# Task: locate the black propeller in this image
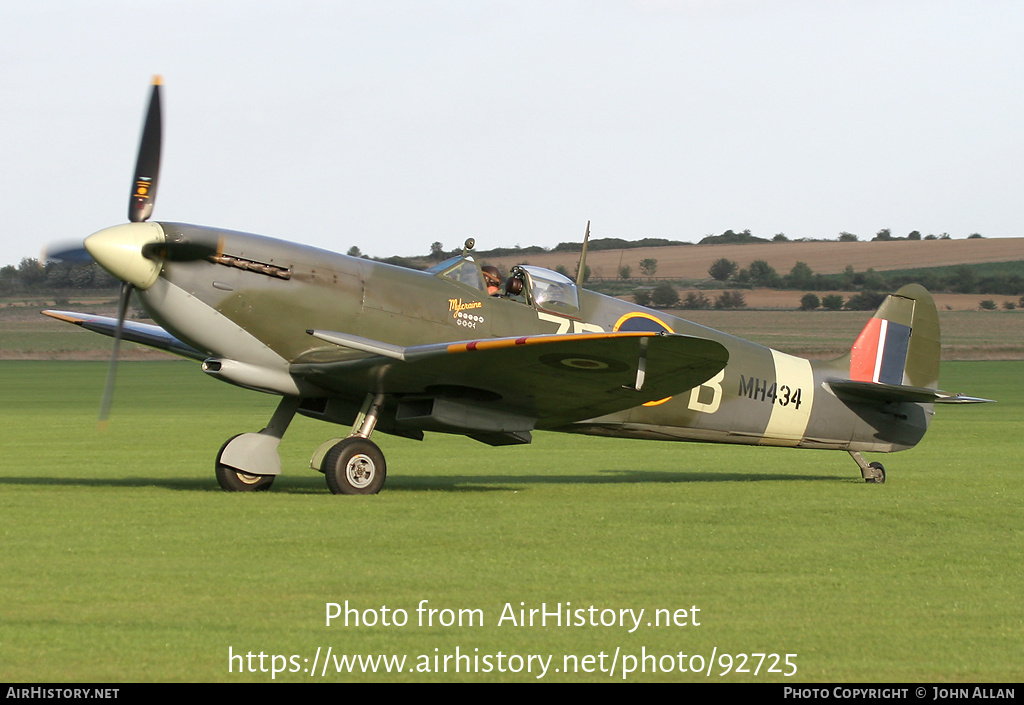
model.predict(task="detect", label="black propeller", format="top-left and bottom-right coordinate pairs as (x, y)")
top-left (129, 76), bottom-right (162, 223)
top-left (42, 240), bottom-right (92, 264)
top-left (98, 77), bottom-right (164, 427)
top-left (98, 281), bottom-right (134, 428)
top-left (48, 79), bottom-right (212, 426)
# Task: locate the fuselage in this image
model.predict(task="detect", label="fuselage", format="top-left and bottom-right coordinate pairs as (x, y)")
top-left (95, 221), bottom-right (931, 454)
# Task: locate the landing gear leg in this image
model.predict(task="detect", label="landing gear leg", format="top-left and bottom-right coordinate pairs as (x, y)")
top-left (215, 396), bottom-right (301, 491)
top-left (849, 451), bottom-right (886, 484)
top-left (322, 393), bottom-right (388, 495)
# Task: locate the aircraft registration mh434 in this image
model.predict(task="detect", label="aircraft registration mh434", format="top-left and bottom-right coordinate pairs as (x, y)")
top-left (45, 79), bottom-right (991, 494)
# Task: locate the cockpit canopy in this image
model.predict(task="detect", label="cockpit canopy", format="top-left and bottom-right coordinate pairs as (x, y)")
top-left (430, 255), bottom-right (485, 292)
top-left (429, 256), bottom-right (581, 314)
top-left (511, 265), bottom-right (580, 314)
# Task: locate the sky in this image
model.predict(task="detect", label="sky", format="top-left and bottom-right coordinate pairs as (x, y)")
top-left (2, 0), bottom-right (1023, 267)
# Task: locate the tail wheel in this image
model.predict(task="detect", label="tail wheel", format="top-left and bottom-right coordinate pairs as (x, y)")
top-left (865, 462), bottom-right (886, 484)
top-left (215, 435), bottom-right (275, 492)
top-left (323, 437), bottom-right (386, 495)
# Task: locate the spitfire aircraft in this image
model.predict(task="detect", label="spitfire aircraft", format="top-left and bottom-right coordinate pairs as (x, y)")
top-left (45, 79), bottom-right (991, 494)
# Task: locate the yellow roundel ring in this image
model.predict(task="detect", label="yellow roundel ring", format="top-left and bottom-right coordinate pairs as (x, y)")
top-left (612, 312), bottom-right (675, 407)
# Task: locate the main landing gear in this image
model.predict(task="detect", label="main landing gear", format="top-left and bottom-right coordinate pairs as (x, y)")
top-left (319, 393), bottom-right (387, 495)
top-left (849, 451), bottom-right (886, 484)
top-left (214, 393), bottom-right (389, 495)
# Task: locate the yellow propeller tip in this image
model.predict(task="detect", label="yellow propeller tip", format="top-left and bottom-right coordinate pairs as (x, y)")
top-left (152, 74), bottom-right (163, 86)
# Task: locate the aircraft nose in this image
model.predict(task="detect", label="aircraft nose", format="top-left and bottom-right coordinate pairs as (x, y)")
top-left (84, 222), bottom-right (165, 290)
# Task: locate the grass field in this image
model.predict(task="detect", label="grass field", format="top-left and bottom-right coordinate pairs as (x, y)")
top-left (1, 360), bottom-right (1020, 682)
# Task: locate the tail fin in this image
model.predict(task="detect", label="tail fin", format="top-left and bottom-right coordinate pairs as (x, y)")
top-left (849, 284), bottom-right (939, 389)
top-left (831, 285), bottom-right (991, 405)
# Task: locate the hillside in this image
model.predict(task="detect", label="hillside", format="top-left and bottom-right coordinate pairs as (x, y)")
top-left (475, 237), bottom-right (1024, 280)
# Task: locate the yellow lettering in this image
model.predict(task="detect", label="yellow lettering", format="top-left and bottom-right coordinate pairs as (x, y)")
top-left (448, 299), bottom-right (483, 319)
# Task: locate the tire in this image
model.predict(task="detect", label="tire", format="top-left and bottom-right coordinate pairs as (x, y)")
top-left (215, 435), bottom-right (275, 492)
top-left (865, 461), bottom-right (886, 484)
top-left (323, 437), bottom-right (386, 495)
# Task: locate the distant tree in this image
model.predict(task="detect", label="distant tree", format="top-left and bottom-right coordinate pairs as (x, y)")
top-left (429, 241), bottom-right (446, 261)
top-left (845, 291), bottom-right (886, 311)
top-left (979, 299), bottom-right (997, 310)
top-left (619, 265), bottom-right (632, 280)
top-left (68, 264), bottom-right (95, 288)
top-left (773, 233), bottom-right (789, 242)
top-left (698, 229), bottom-right (768, 245)
top-left (954, 265), bottom-right (978, 294)
top-left (872, 228), bottom-right (893, 241)
top-left (45, 263), bottom-right (71, 289)
top-left (347, 246), bottom-right (362, 257)
top-left (821, 294), bottom-right (845, 311)
top-left (633, 289), bottom-right (652, 307)
top-left (0, 264), bottom-right (17, 293)
top-left (838, 232), bottom-right (858, 242)
top-left (18, 258), bottom-right (45, 288)
top-left (747, 259), bottom-right (780, 287)
top-left (799, 293), bottom-right (820, 311)
top-left (1002, 300), bottom-right (1016, 310)
top-left (862, 268), bottom-right (885, 291)
top-left (92, 266), bottom-right (117, 288)
top-left (787, 261), bottom-right (814, 289)
top-left (907, 230), bottom-right (922, 241)
top-left (650, 282), bottom-right (679, 308)
top-left (639, 258), bottom-right (658, 276)
top-left (840, 265), bottom-right (856, 289)
top-left (924, 233), bottom-right (938, 240)
top-left (968, 233), bottom-right (984, 239)
top-left (708, 258), bottom-right (738, 281)
top-left (680, 291), bottom-right (711, 310)
top-left (714, 290), bottom-right (746, 309)
top-left (555, 264), bottom-right (570, 278)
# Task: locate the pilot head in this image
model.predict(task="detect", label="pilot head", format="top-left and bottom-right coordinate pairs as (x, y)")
top-left (482, 265), bottom-right (502, 295)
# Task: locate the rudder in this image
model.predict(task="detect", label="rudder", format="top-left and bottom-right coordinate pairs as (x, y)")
top-left (849, 284), bottom-right (939, 390)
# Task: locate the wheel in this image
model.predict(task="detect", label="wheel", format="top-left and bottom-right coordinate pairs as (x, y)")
top-left (323, 437), bottom-right (386, 495)
top-left (216, 464), bottom-right (275, 491)
top-left (215, 435), bottom-right (275, 492)
top-left (865, 461), bottom-right (886, 484)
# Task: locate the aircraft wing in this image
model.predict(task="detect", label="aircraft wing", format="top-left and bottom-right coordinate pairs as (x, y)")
top-left (41, 310), bottom-right (207, 361)
top-left (293, 330), bottom-right (729, 428)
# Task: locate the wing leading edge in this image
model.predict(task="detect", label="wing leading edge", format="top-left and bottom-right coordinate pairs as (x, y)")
top-left (42, 310), bottom-right (206, 360)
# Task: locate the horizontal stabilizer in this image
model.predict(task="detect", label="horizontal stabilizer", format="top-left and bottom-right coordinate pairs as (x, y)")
top-left (42, 310), bottom-right (206, 361)
top-left (827, 379), bottom-right (993, 405)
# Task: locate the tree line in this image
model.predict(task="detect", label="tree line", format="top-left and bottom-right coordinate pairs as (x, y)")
top-left (1, 259), bottom-right (118, 295)
top-left (625, 256), bottom-right (1024, 312)
top-left (705, 258), bottom-right (1024, 298)
top-left (699, 228), bottom-right (977, 245)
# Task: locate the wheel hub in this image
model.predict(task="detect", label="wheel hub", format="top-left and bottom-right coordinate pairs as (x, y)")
top-left (346, 455), bottom-right (375, 488)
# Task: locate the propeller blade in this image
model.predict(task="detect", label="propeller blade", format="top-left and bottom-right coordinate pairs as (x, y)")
top-left (128, 77), bottom-right (162, 223)
top-left (42, 240), bottom-right (92, 264)
top-left (98, 281), bottom-right (134, 429)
